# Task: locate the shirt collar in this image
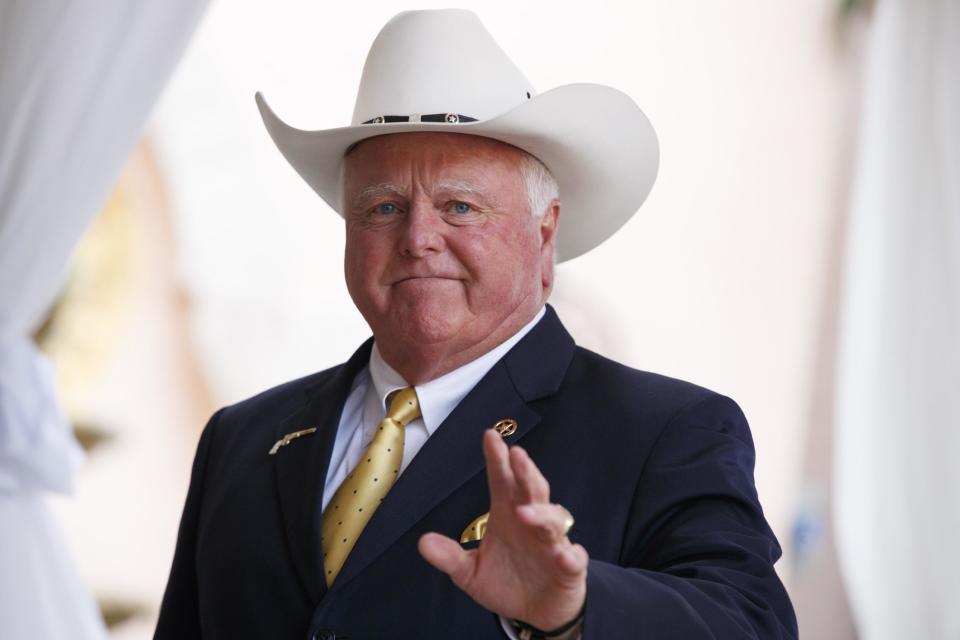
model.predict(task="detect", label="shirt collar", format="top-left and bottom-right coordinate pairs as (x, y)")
top-left (368, 306), bottom-right (546, 434)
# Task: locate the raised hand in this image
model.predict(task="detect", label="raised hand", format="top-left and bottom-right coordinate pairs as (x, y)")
top-left (418, 429), bottom-right (588, 631)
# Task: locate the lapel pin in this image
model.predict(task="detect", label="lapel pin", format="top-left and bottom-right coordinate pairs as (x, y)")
top-left (268, 427), bottom-right (318, 455)
top-left (492, 419), bottom-right (517, 438)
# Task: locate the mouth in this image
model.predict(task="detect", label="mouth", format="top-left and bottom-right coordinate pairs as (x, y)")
top-left (392, 275), bottom-right (461, 284)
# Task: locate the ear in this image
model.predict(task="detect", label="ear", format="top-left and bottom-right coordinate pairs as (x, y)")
top-left (539, 200), bottom-right (560, 290)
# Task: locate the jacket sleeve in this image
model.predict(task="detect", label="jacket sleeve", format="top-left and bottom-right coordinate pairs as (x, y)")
top-left (582, 394), bottom-right (797, 639)
top-left (154, 409), bottom-right (222, 640)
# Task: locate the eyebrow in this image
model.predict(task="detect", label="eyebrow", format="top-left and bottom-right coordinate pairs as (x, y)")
top-left (350, 183), bottom-right (408, 210)
top-left (433, 180), bottom-right (500, 207)
top-left (348, 180), bottom-right (501, 210)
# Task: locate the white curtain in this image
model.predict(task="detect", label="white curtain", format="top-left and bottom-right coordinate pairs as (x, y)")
top-left (0, 1), bottom-right (208, 636)
top-left (833, 0), bottom-right (960, 638)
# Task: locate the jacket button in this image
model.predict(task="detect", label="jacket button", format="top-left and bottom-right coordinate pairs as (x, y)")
top-left (312, 630), bottom-right (336, 640)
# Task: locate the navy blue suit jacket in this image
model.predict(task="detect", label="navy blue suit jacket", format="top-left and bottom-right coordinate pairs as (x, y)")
top-left (156, 306), bottom-right (797, 639)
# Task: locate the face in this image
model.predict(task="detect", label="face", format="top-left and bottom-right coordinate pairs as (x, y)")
top-left (342, 132), bottom-right (558, 374)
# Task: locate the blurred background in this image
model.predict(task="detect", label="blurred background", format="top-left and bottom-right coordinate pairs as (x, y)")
top-left (2, 0), bottom-right (957, 638)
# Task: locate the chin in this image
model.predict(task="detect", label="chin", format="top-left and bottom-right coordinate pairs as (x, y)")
top-left (371, 289), bottom-right (466, 342)
top-left (388, 305), bottom-right (465, 345)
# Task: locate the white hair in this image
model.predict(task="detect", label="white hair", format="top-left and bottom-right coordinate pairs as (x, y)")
top-left (518, 151), bottom-right (559, 218)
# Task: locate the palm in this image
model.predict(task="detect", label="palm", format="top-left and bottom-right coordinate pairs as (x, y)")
top-left (419, 429), bottom-right (588, 630)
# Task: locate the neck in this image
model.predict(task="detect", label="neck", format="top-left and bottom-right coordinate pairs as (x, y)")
top-left (375, 303), bottom-right (544, 385)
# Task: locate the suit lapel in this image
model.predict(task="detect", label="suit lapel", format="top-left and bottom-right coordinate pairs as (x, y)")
top-left (273, 340), bottom-right (373, 604)
top-left (330, 306), bottom-right (576, 591)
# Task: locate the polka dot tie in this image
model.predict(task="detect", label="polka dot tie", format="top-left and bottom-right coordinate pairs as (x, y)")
top-left (321, 387), bottom-right (420, 585)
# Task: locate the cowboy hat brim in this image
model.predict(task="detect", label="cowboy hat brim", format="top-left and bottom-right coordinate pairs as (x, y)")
top-left (256, 82), bottom-right (658, 262)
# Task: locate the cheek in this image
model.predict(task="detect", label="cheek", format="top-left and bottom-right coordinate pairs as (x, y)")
top-left (344, 232), bottom-right (388, 300)
top-left (461, 228), bottom-right (542, 299)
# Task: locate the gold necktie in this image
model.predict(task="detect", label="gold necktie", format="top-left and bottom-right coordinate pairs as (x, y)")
top-left (321, 386), bottom-right (420, 585)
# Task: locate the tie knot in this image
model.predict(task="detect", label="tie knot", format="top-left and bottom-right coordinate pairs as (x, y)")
top-left (386, 387), bottom-right (421, 426)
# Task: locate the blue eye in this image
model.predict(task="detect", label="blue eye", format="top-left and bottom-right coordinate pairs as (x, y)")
top-left (452, 202), bottom-right (471, 214)
top-left (376, 203), bottom-right (397, 215)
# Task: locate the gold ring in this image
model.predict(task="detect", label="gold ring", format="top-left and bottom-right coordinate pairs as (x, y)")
top-left (559, 506), bottom-right (575, 536)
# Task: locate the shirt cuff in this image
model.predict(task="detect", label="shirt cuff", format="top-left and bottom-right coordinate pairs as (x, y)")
top-left (499, 615), bottom-right (522, 639)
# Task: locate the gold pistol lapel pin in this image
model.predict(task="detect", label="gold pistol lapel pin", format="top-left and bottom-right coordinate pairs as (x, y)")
top-left (268, 427), bottom-right (318, 455)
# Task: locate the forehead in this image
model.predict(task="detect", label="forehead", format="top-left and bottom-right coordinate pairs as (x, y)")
top-left (342, 132), bottom-right (525, 184)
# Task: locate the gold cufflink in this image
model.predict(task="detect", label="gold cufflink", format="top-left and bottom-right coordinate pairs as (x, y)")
top-left (492, 419), bottom-right (517, 437)
top-left (460, 512), bottom-right (489, 543)
top-left (268, 427), bottom-right (318, 455)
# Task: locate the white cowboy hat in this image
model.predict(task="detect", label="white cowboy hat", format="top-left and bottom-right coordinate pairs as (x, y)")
top-left (256, 8), bottom-right (658, 262)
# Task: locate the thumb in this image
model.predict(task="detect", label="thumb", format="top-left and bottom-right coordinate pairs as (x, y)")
top-left (418, 532), bottom-right (477, 589)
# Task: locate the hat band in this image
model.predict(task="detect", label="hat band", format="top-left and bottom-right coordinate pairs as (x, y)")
top-left (362, 113), bottom-right (478, 125)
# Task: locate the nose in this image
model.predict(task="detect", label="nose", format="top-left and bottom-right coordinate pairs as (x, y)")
top-left (399, 198), bottom-right (444, 258)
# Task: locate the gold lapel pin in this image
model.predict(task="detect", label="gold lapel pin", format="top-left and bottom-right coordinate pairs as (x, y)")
top-left (460, 512), bottom-right (489, 543)
top-left (492, 419), bottom-right (517, 437)
top-left (268, 427), bottom-right (318, 455)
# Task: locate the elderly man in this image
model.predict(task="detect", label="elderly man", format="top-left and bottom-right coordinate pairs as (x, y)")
top-left (156, 10), bottom-right (796, 640)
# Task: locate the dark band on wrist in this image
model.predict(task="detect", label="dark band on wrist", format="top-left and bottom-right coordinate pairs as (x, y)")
top-left (510, 601), bottom-right (585, 639)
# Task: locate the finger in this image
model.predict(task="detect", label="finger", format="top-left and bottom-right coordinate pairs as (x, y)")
top-left (510, 445), bottom-right (550, 505)
top-left (483, 428), bottom-right (516, 504)
top-left (418, 532), bottom-right (478, 590)
top-left (516, 503), bottom-right (573, 544)
top-left (556, 543), bottom-right (589, 577)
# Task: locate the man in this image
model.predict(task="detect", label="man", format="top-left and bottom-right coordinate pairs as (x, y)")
top-left (156, 10), bottom-right (796, 639)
